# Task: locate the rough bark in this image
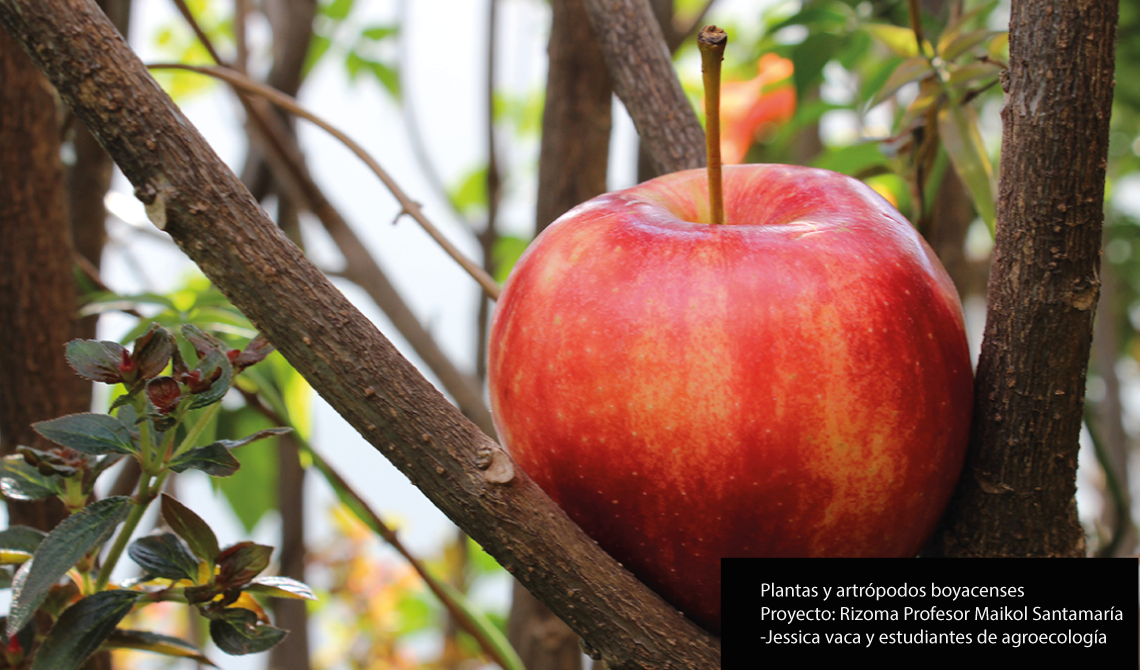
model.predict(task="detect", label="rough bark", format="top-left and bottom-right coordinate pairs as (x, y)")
top-left (927, 0), bottom-right (1118, 557)
top-left (0, 3), bottom-right (720, 667)
top-left (536, 0), bottom-right (612, 234)
top-left (581, 0), bottom-right (704, 174)
top-left (0, 16), bottom-right (79, 532)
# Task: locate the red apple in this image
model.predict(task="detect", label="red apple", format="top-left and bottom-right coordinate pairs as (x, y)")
top-left (487, 164), bottom-right (972, 633)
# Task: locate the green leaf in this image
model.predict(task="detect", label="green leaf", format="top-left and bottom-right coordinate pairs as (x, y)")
top-left (161, 494), bottom-right (220, 566)
top-left (448, 165), bottom-right (489, 217)
top-left (33, 413), bottom-right (138, 456)
top-left (168, 442), bottom-right (241, 477)
top-left (493, 236), bottom-right (531, 283)
top-left (245, 576), bottom-right (317, 600)
top-left (187, 350), bottom-right (233, 410)
top-left (866, 56), bottom-right (935, 111)
top-left (0, 454), bottom-right (66, 501)
top-left (938, 104), bottom-right (996, 233)
top-left (791, 32), bottom-right (841, 96)
top-left (65, 340), bottom-right (127, 384)
top-left (8, 497), bottom-right (133, 636)
top-left (208, 608), bottom-right (287, 656)
top-left (302, 33), bottom-right (331, 78)
top-left (101, 629), bottom-right (216, 665)
top-left (170, 427), bottom-right (292, 477)
top-left (128, 533), bottom-right (201, 582)
top-left (936, 0), bottom-right (999, 55)
top-left (940, 29), bottom-right (1003, 62)
top-left (360, 24), bottom-right (397, 41)
top-left (864, 23), bottom-right (924, 58)
top-left (811, 142), bottom-right (888, 177)
top-left (216, 542), bottom-right (273, 589)
top-left (214, 408), bottom-right (279, 532)
top-left (321, 0), bottom-right (354, 20)
top-left (31, 590), bottom-right (141, 670)
top-left (948, 60), bottom-right (1003, 89)
top-left (363, 59), bottom-right (401, 100)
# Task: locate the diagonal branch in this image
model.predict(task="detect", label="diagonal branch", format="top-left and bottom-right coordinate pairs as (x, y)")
top-left (581, 0), bottom-right (706, 174)
top-left (0, 2), bottom-right (720, 667)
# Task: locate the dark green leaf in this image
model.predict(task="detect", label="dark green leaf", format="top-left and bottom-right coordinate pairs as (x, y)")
top-left (208, 608), bottom-right (287, 656)
top-left (216, 542), bottom-right (272, 589)
top-left (0, 454), bottom-right (65, 501)
top-left (161, 494), bottom-right (220, 565)
top-left (0, 527), bottom-right (47, 555)
top-left (101, 629), bottom-right (216, 665)
top-left (31, 590), bottom-right (141, 670)
top-left (791, 32), bottom-right (841, 96)
top-left (168, 443), bottom-right (241, 477)
top-left (16, 445), bottom-right (80, 477)
top-left (33, 413), bottom-right (137, 456)
top-left (187, 350), bottom-right (233, 410)
top-left (131, 323), bottom-right (174, 381)
top-left (212, 427), bottom-right (293, 451)
top-left (7, 497), bottom-right (133, 636)
top-left (245, 576), bottom-right (316, 600)
top-left (65, 340), bottom-right (127, 384)
top-left (128, 533), bottom-right (201, 582)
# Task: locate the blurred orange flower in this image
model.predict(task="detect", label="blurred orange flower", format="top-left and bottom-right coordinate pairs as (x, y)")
top-left (720, 53), bottom-right (796, 164)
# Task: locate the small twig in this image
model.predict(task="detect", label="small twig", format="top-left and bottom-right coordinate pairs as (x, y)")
top-left (239, 389), bottom-right (518, 670)
top-left (170, 0), bottom-right (228, 66)
top-left (148, 63), bottom-right (502, 301)
top-left (233, 0), bottom-right (249, 74)
top-left (908, 0), bottom-right (925, 57)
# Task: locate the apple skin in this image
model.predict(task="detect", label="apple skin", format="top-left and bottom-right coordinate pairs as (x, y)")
top-left (488, 164), bottom-right (972, 633)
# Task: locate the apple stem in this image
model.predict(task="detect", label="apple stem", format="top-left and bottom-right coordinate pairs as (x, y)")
top-left (698, 25), bottom-right (727, 226)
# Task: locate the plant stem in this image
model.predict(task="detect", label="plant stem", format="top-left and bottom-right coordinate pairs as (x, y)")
top-left (698, 25), bottom-right (727, 225)
top-left (94, 487), bottom-right (151, 591)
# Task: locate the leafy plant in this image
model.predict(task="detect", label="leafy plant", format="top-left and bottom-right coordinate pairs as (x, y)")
top-left (0, 323), bottom-right (312, 669)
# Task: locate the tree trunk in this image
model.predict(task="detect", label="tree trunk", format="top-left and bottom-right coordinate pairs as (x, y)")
top-left (0, 14), bottom-right (82, 532)
top-left (927, 0), bottom-right (1119, 557)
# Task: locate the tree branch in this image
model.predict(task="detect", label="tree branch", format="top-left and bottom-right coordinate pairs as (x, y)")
top-left (0, 1), bottom-right (720, 666)
top-left (581, 0), bottom-right (705, 174)
top-left (927, 0), bottom-right (1119, 557)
